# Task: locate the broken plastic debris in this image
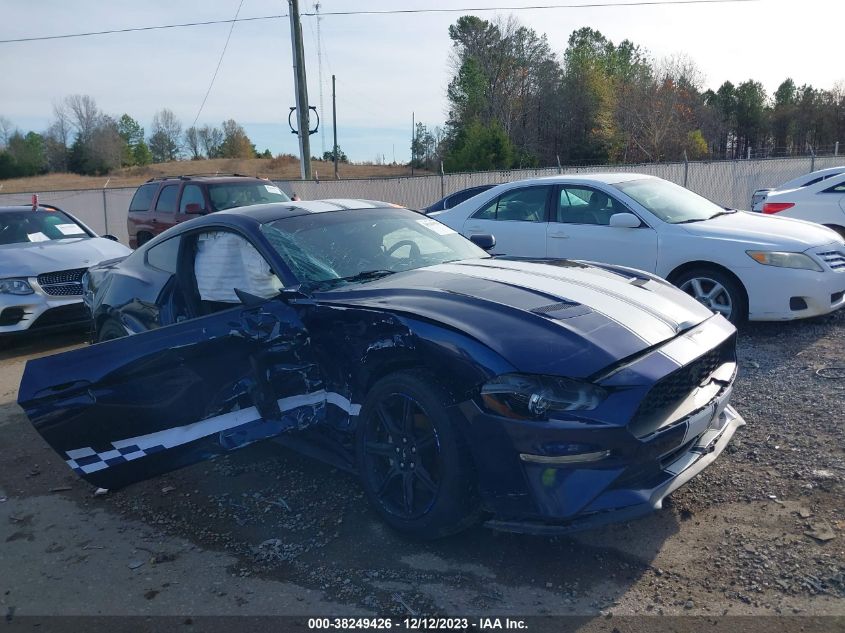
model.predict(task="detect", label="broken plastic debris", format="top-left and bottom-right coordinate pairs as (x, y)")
top-left (128, 560), bottom-right (145, 570)
top-left (94, 487), bottom-right (109, 496)
top-left (161, 486), bottom-right (177, 494)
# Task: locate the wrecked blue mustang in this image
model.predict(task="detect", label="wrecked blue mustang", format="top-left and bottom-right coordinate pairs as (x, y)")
top-left (17, 200), bottom-right (744, 538)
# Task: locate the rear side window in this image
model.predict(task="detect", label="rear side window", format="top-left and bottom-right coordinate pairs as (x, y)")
top-left (155, 185), bottom-right (180, 212)
top-left (472, 186), bottom-right (550, 222)
top-left (822, 181), bottom-right (845, 193)
top-left (129, 183), bottom-right (158, 212)
top-left (146, 235), bottom-right (180, 273)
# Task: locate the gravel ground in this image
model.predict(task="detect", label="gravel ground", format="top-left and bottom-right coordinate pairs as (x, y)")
top-left (0, 310), bottom-right (843, 625)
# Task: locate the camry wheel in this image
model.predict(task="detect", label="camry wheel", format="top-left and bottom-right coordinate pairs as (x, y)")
top-left (356, 370), bottom-right (480, 538)
top-left (97, 317), bottom-right (128, 343)
top-left (675, 268), bottom-right (747, 325)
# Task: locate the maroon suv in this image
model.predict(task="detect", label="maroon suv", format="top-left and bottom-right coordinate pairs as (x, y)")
top-left (127, 175), bottom-right (291, 248)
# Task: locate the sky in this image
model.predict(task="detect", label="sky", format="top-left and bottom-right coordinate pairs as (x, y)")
top-left (0, 0), bottom-right (842, 164)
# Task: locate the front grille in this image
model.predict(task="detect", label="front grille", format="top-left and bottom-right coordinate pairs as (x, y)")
top-left (818, 250), bottom-right (845, 271)
top-left (30, 303), bottom-right (89, 329)
top-left (630, 337), bottom-right (735, 437)
top-left (37, 268), bottom-right (87, 296)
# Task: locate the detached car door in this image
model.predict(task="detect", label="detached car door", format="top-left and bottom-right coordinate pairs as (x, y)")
top-left (18, 233), bottom-right (325, 490)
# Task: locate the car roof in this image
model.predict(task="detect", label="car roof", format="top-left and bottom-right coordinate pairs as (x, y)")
top-left (143, 174), bottom-right (272, 184)
top-left (0, 205), bottom-right (68, 213)
top-left (215, 199), bottom-right (402, 223)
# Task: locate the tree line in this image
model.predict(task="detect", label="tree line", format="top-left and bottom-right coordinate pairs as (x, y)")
top-left (0, 95), bottom-right (270, 179)
top-left (412, 16), bottom-right (845, 172)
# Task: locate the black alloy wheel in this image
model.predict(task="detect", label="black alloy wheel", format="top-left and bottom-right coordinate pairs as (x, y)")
top-left (356, 370), bottom-right (480, 538)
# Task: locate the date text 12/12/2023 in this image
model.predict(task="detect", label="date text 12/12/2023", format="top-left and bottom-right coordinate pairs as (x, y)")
top-left (307, 617), bottom-right (528, 630)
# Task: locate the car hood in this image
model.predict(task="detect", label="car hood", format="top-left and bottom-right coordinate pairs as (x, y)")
top-left (0, 238), bottom-right (132, 277)
top-left (678, 210), bottom-right (841, 249)
top-left (315, 258), bottom-right (716, 378)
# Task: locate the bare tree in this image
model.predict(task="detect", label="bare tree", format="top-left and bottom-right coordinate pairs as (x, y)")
top-left (65, 94), bottom-right (101, 143)
top-left (198, 124), bottom-right (223, 158)
top-left (87, 116), bottom-right (124, 174)
top-left (0, 116), bottom-right (13, 149)
top-left (183, 126), bottom-right (203, 159)
top-left (149, 109), bottom-right (183, 162)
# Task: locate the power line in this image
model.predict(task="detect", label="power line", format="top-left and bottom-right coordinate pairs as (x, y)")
top-left (191, 0), bottom-right (246, 130)
top-left (0, 14), bottom-right (287, 44)
top-left (299, 0), bottom-right (760, 16)
top-left (0, 0), bottom-right (760, 44)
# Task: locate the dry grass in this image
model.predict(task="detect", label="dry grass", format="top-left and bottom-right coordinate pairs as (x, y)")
top-left (0, 157), bottom-right (430, 194)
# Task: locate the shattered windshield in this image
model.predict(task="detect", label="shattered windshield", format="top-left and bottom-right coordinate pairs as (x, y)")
top-left (259, 207), bottom-right (489, 287)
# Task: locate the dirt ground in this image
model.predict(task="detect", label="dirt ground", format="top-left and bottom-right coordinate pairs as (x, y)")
top-left (0, 157), bottom-right (430, 194)
top-left (1, 311), bottom-right (843, 629)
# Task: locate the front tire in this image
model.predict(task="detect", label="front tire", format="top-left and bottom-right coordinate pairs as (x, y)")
top-left (97, 317), bottom-right (127, 342)
top-left (356, 370), bottom-right (480, 539)
top-left (674, 267), bottom-right (747, 325)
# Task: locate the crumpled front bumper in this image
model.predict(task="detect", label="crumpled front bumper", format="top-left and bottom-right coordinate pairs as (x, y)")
top-left (485, 404), bottom-right (745, 535)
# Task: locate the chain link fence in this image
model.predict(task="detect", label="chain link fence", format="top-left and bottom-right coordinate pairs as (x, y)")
top-left (1, 154), bottom-right (843, 246)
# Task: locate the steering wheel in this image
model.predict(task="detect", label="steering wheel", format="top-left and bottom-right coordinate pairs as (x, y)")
top-left (385, 239), bottom-right (421, 263)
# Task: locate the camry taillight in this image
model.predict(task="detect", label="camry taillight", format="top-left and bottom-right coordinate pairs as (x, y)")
top-left (762, 202), bottom-right (795, 214)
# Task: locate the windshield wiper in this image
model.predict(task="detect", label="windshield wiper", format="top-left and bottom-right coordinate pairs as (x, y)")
top-left (340, 269), bottom-right (396, 283)
top-left (708, 209), bottom-right (737, 219)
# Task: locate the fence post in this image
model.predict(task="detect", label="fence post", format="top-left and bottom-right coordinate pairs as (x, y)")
top-left (556, 155), bottom-right (562, 175)
top-left (683, 150), bottom-right (689, 187)
top-left (836, 141), bottom-right (839, 157)
top-left (101, 180), bottom-right (109, 235)
top-left (439, 162), bottom-right (445, 200)
top-left (810, 147), bottom-right (815, 172)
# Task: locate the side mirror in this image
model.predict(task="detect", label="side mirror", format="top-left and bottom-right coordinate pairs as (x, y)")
top-left (101, 234), bottom-right (119, 242)
top-left (609, 213), bottom-right (642, 228)
top-left (184, 202), bottom-right (206, 215)
top-left (469, 233), bottom-right (496, 250)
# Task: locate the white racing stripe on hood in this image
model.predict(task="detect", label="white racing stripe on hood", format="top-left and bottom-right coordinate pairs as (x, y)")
top-left (428, 261), bottom-right (698, 345)
top-left (470, 259), bottom-right (708, 328)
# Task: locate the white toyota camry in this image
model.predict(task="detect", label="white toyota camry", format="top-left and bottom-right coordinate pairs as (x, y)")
top-left (431, 174), bottom-right (845, 324)
top-left (0, 203), bottom-right (131, 343)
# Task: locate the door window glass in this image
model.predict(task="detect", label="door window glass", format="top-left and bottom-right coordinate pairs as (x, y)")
top-left (146, 235), bottom-right (180, 273)
top-left (471, 187), bottom-right (549, 222)
top-left (155, 185), bottom-right (179, 213)
top-left (179, 185), bottom-right (205, 213)
top-left (556, 186), bottom-right (627, 225)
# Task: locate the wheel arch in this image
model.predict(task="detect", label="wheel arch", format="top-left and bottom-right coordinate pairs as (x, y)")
top-left (822, 224), bottom-right (845, 240)
top-left (666, 260), bottom-right (749, 307)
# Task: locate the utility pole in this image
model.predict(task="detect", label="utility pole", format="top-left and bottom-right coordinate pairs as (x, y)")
top-left (332, 74), bottom-right (338, 179)
top-left (289, 0), bottom-right (311, 180)
top-left (411, 111), bottom-right (415, 176)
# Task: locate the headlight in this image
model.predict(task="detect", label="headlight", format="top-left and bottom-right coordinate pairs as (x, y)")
top-left (746, 251), bottom-right (823, 272)
top-left (480, 373), bottom-right (607, 420)
top-left (0, 278), bottom-right (34, 295)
